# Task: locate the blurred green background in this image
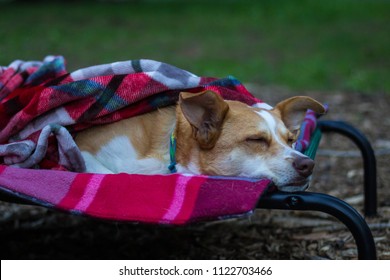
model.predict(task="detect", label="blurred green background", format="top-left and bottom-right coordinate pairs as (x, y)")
top-left (0, 0), bottom-right (389, 94)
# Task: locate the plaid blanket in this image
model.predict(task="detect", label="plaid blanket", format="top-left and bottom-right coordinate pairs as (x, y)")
top-left (0, 56), bottom-right (319, 224)
top-left (0, 56), bottom-right (261, 171)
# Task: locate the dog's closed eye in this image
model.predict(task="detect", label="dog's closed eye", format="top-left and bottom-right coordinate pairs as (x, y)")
top-left (245, 136), bottom-right (269, 147)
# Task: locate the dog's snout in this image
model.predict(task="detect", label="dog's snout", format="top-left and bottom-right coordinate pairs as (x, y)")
top-left (293, 157), bottom-right (314, 177)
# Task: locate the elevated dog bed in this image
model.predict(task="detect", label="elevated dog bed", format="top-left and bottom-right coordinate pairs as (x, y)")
top-left (0, 56), bottom-right (311, 224)
top-left (0, 57), bottom-right (377, 258)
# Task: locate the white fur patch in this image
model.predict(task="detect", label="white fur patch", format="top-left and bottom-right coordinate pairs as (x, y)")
top-left (256, 110), bottom-right (301, 157)
top-left (228, 149), bottom-right (272, 178)
top-left (81, 151), bottom-right (114, 174)
top-left (252, 103), bottom-right (273, 110)
top-left (257, 110), bottom-right (284, 148)
top-left (84, 135), bottom-right (168, 174)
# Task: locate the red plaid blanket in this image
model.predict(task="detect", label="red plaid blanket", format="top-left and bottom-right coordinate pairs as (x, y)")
top-left (0, 56), bottom-right (260, 171)
top-left (0, 56), bottom-right (319, 224)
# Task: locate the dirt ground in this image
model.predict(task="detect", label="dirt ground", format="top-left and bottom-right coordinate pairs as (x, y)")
top-left (0, 86), bottom-right (389, 260)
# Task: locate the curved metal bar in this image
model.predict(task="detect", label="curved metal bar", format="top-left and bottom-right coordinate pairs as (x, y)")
top-left (317, 120), bottom-right (377, 216)
top-left (258, 191), bottom-right (377, 259)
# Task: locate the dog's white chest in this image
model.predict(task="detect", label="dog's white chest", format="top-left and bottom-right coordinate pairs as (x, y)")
top-left (81, 135), bottom-right (168, 174)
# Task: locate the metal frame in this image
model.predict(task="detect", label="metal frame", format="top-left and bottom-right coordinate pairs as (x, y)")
top-left (317, 120), bottom-right (377, 217)
top-left (256, 120), bottom-right (378, 259)
top-left (258, 191), bottom-right (376, 259)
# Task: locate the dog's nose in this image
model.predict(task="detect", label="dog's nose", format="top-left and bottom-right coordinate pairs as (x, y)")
top-left (293, 156), bottom-right (315, 177)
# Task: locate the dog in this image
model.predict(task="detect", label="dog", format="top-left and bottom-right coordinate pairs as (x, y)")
top-left (75, 90), bottom-right (325, 191)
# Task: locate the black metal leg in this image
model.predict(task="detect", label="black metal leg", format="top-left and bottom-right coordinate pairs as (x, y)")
top-left (317, 120), bottom-right (377, 217)
top-left (258, 191), bottom-right (377, 259)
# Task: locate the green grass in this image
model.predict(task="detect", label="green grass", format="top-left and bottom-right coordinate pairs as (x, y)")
top-left (0, 0), bottom-right (389, 94)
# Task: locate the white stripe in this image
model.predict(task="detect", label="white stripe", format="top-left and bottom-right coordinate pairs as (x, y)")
top-left (75, 175), bottom-right (104, 211)
top-left (161, 176), bottom-right (192, 222)
top-left (257, 110), bottom-right (278, 136)
top-left (257, 111), bottom-right (288, 148)
top-left (252, 102), bottom-right (273, 110)
top-left (257, 110), bottom-right (303, 156)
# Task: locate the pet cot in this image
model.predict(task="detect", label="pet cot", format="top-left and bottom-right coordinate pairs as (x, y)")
top-left (0, 57), bottom-right (377, 259)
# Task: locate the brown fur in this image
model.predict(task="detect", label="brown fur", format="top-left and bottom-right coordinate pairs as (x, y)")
top-left (75, 90), bottom-right (325, 190)
top-left (75, 107), bottom-right (176, 161)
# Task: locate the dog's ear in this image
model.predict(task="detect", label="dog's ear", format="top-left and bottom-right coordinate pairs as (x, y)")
top-left (274, 96), bottom-right (325, 135)
top-left (179, 90), bottom-right (229, 149)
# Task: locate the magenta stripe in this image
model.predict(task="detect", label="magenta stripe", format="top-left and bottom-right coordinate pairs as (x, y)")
top-left (74, 175), bottom-right (104, 211)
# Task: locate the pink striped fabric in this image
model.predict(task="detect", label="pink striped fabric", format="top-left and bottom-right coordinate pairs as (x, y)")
top-left (0, 165), bottom-right (271, 224)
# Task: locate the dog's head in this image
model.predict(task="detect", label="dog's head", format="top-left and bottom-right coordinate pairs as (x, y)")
top-left (177, 90), bottom-right (326, 192)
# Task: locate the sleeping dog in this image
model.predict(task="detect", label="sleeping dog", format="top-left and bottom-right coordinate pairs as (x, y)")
top-left (75, 91), bottom-right (325, 191)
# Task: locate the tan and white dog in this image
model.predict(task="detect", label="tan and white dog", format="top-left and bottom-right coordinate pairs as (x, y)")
top-left (75, 91), bottom-right (325, 191)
